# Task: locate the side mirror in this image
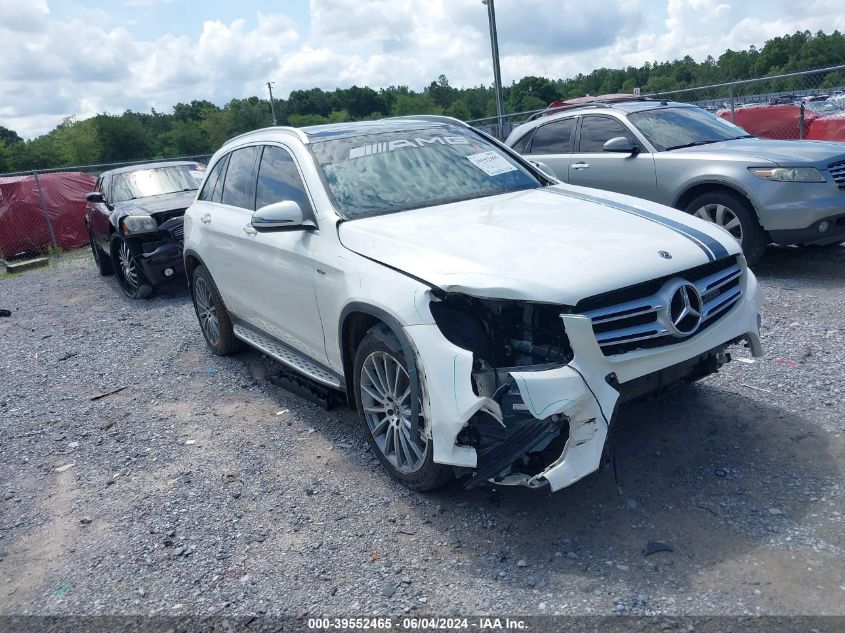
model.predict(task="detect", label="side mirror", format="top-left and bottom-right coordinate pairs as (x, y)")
top-left (529, 160), bottom-right (557, 180)
top-left (251, 201), bottom-right (314, 232)
top-left (603, 136), bottom-right (640, 155)
top-left (86, 192), bottom-right (105, 203)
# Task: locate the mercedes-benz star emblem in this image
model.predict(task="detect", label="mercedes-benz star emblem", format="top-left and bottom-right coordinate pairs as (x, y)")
top-left (667, 283), bottom-right (703, 336)
top-left (658, 250), bottom-right (672, 260)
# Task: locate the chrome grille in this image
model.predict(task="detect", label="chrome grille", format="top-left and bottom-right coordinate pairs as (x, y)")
top-left (829, 160), bottom-right (845, 187)
top-left (582, 258), bottom-right (743, 355)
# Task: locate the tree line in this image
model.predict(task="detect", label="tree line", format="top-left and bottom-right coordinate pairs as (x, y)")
top-left (2, 29), bottom-right (844, 173)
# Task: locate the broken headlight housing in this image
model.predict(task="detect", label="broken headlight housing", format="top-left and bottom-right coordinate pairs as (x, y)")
top-left (429, 293), bottom-right (574, 369)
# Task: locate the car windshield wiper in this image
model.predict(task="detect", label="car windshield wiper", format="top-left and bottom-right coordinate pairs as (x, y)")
top-left (664, 139), bottom-right (723, 151)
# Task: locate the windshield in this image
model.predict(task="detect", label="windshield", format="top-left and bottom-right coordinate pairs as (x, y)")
top-left (111, 165), bottom-right (202, 203)
top-left (308, 125), bottom-right (541, 220)
top-left (627, 107), bottom-right (751, 151)
top-left (805, 100), bottom-right (845, 115)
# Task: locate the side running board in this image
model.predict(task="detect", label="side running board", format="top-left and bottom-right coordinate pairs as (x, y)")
top-left (232, 323), bottom-right (344, 390)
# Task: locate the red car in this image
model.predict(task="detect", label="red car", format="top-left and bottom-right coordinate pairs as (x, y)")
top-left (717, 100), bottom-right (845, 141)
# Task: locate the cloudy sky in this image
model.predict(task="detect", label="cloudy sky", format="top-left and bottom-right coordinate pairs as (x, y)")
top-left (2, 0), bottom-right (844, 138)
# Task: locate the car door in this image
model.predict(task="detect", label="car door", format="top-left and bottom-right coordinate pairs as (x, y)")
top-left (244, 144), bottom-right (328, 363)
top-left (522, 117), bottom-right (576, 181)
top-left (568, 115), bottom-right (658, 200)
top-left (195, 146), bottom-right (262, 320)
top-left (87, 175), bottom-right (112, 252)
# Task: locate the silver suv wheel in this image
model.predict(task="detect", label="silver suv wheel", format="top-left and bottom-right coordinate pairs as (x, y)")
top-left (693, 203), bottom-right (743, 242)
top-left (360, 350), bottom-right (426, 474)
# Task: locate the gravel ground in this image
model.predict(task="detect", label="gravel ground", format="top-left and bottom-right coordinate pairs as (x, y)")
top-left (0, 244), bottom-right (843, 618)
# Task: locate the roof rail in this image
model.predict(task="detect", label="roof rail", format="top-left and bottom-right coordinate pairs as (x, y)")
top-left (387, 114), bottom-right (470, 127)
top-left (526, 102), bottom-right (610, 122)
top-left (225, 125), bottom-right (309, 146)
top-left (527, 96), bottom-right (659, 122)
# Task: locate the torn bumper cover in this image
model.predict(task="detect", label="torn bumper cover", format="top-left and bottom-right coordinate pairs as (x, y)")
top-left (405, 270), bottom-right (764, 492)
top-left (136, 217), bottom-right (186, 285)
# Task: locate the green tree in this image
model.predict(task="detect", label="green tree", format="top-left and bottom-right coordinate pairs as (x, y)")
top-left (0, 125), bottom-right (22, 146)
top-left (93, 113), bottom-right (154, 162)
top-left (446, 100), bottom-right (471, 120)
top-left (391, 93), bottom-right (443, 116)
top-left (0, 141), bottom-right (12, 173)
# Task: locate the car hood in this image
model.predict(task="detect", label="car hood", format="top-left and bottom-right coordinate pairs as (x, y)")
top-left (672, 137), bottom-right (845, 165)
top-left (113, 190), bottom-right (197, 220)
top-left (338, 185), bottom-right (740, 305)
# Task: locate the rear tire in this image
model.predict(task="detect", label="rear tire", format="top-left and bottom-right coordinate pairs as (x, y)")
top-left (684, 191), bottom-right (767, 265)
top-left (191, 265), bottom-right (243, 355)
top-left (353, 325), bottom-right (452, 492)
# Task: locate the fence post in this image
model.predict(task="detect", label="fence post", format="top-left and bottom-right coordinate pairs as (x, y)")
top-left (799, 102), bottom-right (805, 139)
top-left (729, 83), bottom-right (736, 123)
top-left (32, 171), bottom-right (58, 251)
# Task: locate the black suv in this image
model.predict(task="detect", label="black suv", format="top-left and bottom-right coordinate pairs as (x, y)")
top-left (85, 161), bottom-right (205, 298)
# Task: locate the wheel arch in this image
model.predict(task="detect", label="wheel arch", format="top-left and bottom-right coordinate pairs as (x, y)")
top-left (182, 248), bottom-right (207, 290)
top-left (339, 302), bottom-right (420, 414)
top-left (673, 180), bottom-right (760, 218)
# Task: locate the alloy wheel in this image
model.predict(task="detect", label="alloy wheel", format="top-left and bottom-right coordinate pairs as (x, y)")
top-left (693, 203), bottom-right (743, 242)
top-left (118, 240), bottom-right (139, 289)
top-left (194, 277), bottom-right (220, 346)
top-left (360, 351), bottom-right (426, 474)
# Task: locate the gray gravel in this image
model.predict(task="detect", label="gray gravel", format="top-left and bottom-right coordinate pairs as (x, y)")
top-left (0, 244), bottom-right (843, 617)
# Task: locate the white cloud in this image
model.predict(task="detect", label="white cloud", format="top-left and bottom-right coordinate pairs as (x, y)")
top-left (1, 0), bottom-right (845, 139)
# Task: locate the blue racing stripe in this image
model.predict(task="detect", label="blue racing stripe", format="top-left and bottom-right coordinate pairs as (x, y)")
top-left (544, 187), bottom-right (730, 261)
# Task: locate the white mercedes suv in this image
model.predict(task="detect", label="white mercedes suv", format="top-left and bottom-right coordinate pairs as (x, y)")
top-left (183, 117), bottom-right (763, 493)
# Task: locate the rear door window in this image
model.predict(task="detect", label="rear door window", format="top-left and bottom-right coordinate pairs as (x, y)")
top-left (198, 156), bottom-right (226, 202)
top-left (577, 116), bottom-right (636, 153)
top-left (255, 146), bottom-right (314, 217)
top-left (221, 146), bottom-right (260, 209)
top-left (529, 118), bottom-right (576, 154)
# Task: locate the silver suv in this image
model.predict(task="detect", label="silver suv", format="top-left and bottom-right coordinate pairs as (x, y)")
top-left (505, 99), bottom-right (845, 264)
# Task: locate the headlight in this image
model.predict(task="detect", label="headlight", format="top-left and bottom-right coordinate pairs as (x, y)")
top-left (749, 167), bottom-right (825, 183)
top-left (122, 215), bottom-right (158, 235)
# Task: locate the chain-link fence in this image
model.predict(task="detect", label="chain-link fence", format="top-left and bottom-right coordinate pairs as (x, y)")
top-left (469, 64), bottom-right (845, 141)
top-left (649, 64), bottom-right (845, 141)
top-left (0, 154), bottom-right (210, 264)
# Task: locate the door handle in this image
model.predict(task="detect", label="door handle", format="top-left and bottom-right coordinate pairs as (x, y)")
top-left (572, 162), bottom-right (590, 170)
top-left (242, 224), bottom-right (257, 237)
top-left (201, 213), bottom-right (212, 224)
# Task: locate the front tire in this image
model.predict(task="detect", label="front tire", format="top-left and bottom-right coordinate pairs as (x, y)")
top-left (353, 325), bottom-right (452, 491)
top-left (684, 191), bottom-right (767, 265)
top-left (191, 265), bottom-right (243, 355)
top-left (88, 227), bottom-right (113, 276)
top-left (110, 235), bottom-right (152, 299)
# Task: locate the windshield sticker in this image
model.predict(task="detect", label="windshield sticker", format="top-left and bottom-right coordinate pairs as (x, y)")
top-left (348, 135), bottom-right (469, 159)
top-left (466, 151), bottom-right (518, 177)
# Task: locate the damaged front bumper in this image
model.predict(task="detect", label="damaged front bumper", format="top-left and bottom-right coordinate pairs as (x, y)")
top-left (136, 217), bottom-right (186, 286)
top-left (405, 269), bottom-right (764, 492)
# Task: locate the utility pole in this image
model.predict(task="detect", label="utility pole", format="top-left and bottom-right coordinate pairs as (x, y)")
top-left (482, 0), bottom-right (505, 138)
top-left (266, 81), bottom-right (278, 126)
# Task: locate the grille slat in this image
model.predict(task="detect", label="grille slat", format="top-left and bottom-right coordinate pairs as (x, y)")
top-left (828, 159), bottom-right (845, 187)
top-left (582, 258), bottom-right (743, 355)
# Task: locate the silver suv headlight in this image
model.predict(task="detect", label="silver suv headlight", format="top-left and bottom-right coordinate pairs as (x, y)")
top-left (122, 215), bottom-right (158, 235)
top-left (748, 167), bottom-right (825, 183)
